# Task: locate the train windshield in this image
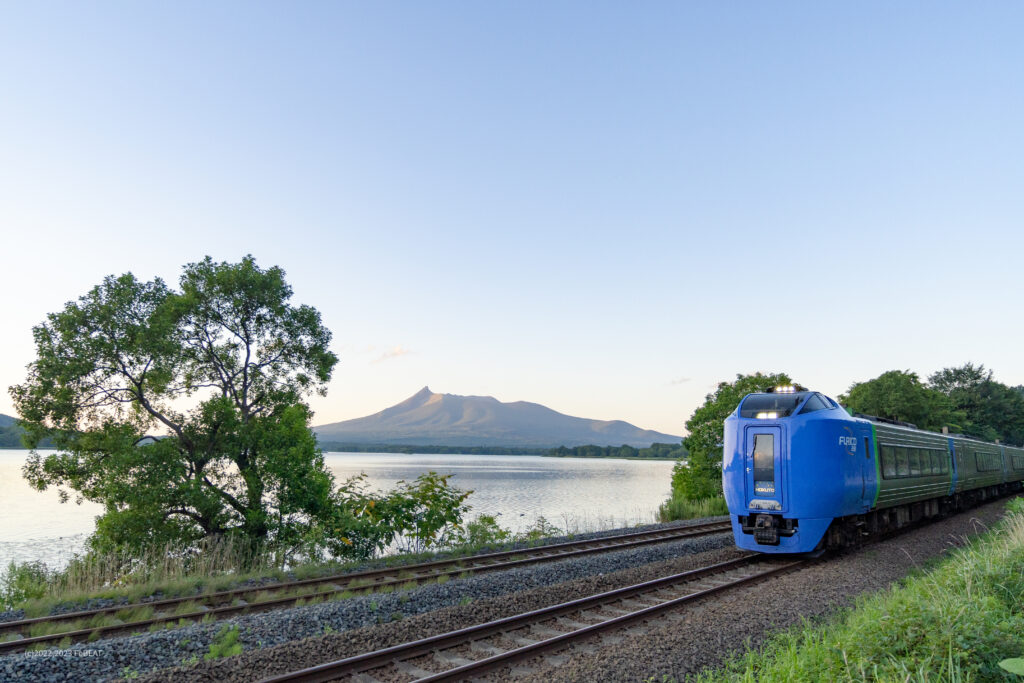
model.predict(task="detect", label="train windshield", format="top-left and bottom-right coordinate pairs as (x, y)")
top-left (739, 393), bottom-right (808, 418)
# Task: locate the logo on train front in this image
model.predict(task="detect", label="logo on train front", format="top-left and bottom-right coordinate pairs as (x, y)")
top-left (839, 427), bottom-right (858, 455)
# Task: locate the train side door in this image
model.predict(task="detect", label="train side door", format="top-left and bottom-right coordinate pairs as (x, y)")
top-left (745, 426), bottom-right (783, 508)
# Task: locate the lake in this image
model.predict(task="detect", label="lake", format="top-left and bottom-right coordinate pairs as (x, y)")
top-left (0, 450), bottom-right (674, 570)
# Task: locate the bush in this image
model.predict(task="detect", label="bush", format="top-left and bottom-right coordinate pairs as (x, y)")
top-left (657, 495), bottom-right (728, 522)
top-left (515, 516), bottom-right (561, 542)
top-left (455, 515), bottom-right (512, 546)
top-left (0, 561), bottom-right (52, 609)
top-left (204, 624), bottom-right (242, 660)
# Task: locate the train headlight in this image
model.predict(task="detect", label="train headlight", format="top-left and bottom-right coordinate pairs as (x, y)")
top-left (755, 411), bottom-right (779, 419)
top-left (774, 385), bottom-right (795, 393)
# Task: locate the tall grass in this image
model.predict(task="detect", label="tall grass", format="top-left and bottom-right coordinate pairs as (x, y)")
top-left (1, 536), bottom-right (285, 613)
top-left (61, 536), bottom-right (277, 594)
top-left (2, 505), bottom-right (680, 615)
top-left (0, 513), bottom-right (575, 613)
top-left (695, 497), bottom-right (1024, 682)
top-left (657, 495), bottom-right (728, 522)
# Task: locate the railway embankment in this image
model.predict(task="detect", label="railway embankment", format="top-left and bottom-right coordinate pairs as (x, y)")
top-left (0, 517), bottom-right (710, 625)
top-left (3, 500), bottom-right (1018, 682)
top-left (689, 496), bottom-right (1024, 682)
top-left (0, 519), bottom-right (735, 682)
top-left (525, 496), bottom-right (1019, 682)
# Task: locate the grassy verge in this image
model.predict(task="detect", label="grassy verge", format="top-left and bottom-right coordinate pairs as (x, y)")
top-left (689, 497), bottom-right (1024, 682)
top-left (657, 495), bottom-right (728, 522)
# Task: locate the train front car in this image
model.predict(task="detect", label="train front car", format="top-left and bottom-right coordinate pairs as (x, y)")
top-left (722, 387), bottom-right (876, 553)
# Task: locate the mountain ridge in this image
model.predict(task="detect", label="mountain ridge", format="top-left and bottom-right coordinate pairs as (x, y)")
top-left (313, 387), bottom-right (682, 448)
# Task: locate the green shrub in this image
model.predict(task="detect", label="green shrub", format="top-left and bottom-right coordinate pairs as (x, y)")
top-left (0, 561), bottom-right (52, 609)
top-left (515, 516), bottom-right (561, 542)
top-left (657, 495), bottom-right (728, 522)
top-left (204, 624), bottom-right (243, 660)
top-left (455, 515), bottom-right (512, 546)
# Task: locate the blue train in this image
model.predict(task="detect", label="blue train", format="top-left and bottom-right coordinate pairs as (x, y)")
top-left (722, 386), bottom-right (1024, 553)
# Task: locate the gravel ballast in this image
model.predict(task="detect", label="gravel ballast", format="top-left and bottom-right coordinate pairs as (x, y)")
top-left (518, 498), bottom-right (1016, 682)
top-left (2, 501), bottom-right (1013, 682)
top-left (0, 517), bottom-right (719, 626)
top-left (0, 521), bottom-right (735, 682)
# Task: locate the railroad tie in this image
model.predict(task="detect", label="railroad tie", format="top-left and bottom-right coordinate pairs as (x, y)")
top-left (351, 673), bottom-right (384, 683)
top-left (543, 654), bottom-right (570, 667)
top-left (469, 639), bottom-right (505, 656)
top-left (620, 598), bottom-right (658, 610)
top-left (555, 617), bottom-right (591, 630)
top-left (527, 624), bottom-right (564, 639)
top-left (431, 649), bottom-right (476, 667)
top-left (512, 633), bottom-right (541, 647)
top-left (597, 604), bottom-right (633, 616)
top-left (509, 664), bottom-right (539, 676)
top-left (392, 658), bottom-right (439, 679)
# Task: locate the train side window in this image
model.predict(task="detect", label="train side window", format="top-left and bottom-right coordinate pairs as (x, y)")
top-left (976, 451), bottom-right (999, 472)
top-left (881, 446), bottom-right (896, 478)
top-left (908, 449), bottom-right (921, 476)
top-left (896, 447), bottom-right (910, 477)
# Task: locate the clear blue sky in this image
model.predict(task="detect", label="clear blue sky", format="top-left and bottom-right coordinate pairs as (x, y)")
top-left (2, 2), bottom-right (1022, 436)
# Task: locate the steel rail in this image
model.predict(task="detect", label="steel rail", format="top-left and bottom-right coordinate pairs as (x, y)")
top-left (417, 558), bottom-right (806, 682)
top-left (258, 554), bottom-right (802, 683)
top-left (0, 520), bottom-right (731, 655)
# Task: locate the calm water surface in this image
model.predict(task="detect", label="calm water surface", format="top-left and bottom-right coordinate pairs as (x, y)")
top-left (0, 450), bottom-right (673, 570)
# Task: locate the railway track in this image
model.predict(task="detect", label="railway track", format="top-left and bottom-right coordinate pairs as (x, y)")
top-left (258, 554), bottom-right (808, 683)
top-left (0, 520), bottom-right (730, 655)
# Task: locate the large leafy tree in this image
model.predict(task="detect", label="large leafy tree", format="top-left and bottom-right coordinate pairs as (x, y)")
top-left (840, 370), bottom-right (958, 433)
top-left (929, 363), bottom-right (1024, 445)
top-left (10, 256), bottom-right (343, 556)
top-left (673, 372), bottom-right (794, 500)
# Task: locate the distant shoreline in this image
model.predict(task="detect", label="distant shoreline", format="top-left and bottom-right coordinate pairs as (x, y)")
top-left (317, 442), bottom-right (686, 460)
top-left (320, 451), bottom-right (679, 461)
top-left (1, 446), bottom-right (681, 461)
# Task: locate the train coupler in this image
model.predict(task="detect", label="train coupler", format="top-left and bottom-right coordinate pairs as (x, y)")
top-left (753, 514), bottom-right (780, 546)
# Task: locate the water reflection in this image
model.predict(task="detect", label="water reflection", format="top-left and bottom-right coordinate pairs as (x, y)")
top-left (0, 450), bottom-right (674, 570)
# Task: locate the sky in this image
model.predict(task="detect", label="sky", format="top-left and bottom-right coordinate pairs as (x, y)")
top-left (1, 2), bottom-right (1022, 437)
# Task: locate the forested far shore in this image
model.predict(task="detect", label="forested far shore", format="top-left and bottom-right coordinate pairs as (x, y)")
top-left (316, 442), bottom-right (687, 459)
top-left (1, 427), bottom-right (685, 460)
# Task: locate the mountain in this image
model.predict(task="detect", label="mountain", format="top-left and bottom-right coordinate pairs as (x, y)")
top-left (313, 387), bottom-right (682, 448)
top-left (0, 414), bottom-right (16, 429)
